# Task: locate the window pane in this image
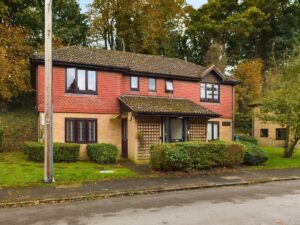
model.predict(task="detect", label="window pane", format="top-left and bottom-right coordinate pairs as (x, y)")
top-left (88, 71), bottom-right (96, 92)
top-left (67, 68), bottom-right (76, 91)
top-left (207, 123), bottom-right (212, 141)
top-left (77, 121), bottom-right (86, 142)
top-left (78, 70), bottom-right (86, 91)
top-left (166, 81), bottom-right (173, 91)
top-left (206, 84), bottom-right (213, 99)
top-left (131, 76), bottom-right (138, 89)
top-left (213, 123), bottom-right (219, 140)
top-left (213, 85), bottom-right (219, 100)
top-left (149, 78), bottom-right (156, 91)
top-left (201, 83), bottom-right (206, 99)
top-left (88, 121), bottom-right (96, 142)
top-left (66, 120), bottom-right (74, 142)
top-left (170, 119), bottom-right (183, 141)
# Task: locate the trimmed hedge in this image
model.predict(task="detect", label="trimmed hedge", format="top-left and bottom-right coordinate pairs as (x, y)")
top-left (240, 141), bottom-right (268, 165)
top-left (0, 128), bottom-right (3, 152)
top-left (87, 143), bottom-right (118, 164)
top-left (235, 135), bottom-right (258, 145)
top-left (24, 142), bottom-right (80, 162)
top-left (150, 141), bottom-right (245, 171)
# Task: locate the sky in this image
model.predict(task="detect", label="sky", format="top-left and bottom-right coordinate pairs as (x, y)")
top-left (78, 0), bottom-right (207, 12)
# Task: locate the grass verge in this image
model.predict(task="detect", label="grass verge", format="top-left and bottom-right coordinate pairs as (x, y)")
top-left (249, 147), bottom-right (300, 170)
top-left (0, 152), bottom-right (136, 188)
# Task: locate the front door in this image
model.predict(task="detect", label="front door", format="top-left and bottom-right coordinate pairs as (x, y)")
top-left (121, 119), bottom-right (128, 158)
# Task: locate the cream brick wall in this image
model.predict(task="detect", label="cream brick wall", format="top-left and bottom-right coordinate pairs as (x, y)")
top-left (208, 118), bottom-right (233, 142)
top-left (39, 113), bottom-right (121, 160)
top-left (253, 107), bottom-right (300, 147)
top-left (127, 112), bottom-right (139, 163)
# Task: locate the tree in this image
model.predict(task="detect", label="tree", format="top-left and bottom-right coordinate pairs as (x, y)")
top-left (205, 42), bottom-right (228, 73)
top-left (0, 0), bottom-right (88, 47)
top-left (88, 0), bottom-right (186, 55)
top-left (0, 24), bottom-right (33, 103)
top-left (259, 48), bottom-right (300, 158)
top-left (234, 59), bottom-right (263, 113)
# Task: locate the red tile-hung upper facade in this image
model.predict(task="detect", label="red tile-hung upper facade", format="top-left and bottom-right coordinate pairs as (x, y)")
top-left (37, 65), bottom-right (233, 119)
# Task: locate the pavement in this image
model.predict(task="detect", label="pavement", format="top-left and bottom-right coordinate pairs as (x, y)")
top-left (1, 180), bottom-right (300, 225)
top-left (1, 167), bottom-right (300, 207)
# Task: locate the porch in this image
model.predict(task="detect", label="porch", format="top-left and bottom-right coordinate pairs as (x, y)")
top-left (118, 95), bottom-right (220, 163)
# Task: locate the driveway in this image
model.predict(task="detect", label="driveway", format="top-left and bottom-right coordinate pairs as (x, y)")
top-left (0, 180), bottom-right (300, 225)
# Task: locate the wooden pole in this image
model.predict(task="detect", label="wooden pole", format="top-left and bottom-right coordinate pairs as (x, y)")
top-left (44, 0), bottom-right (53, 183)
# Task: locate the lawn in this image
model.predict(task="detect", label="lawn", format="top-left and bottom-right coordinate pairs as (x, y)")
top-left (0, 152), bottom-right (137, 188)
top-left (250, 147), bottom-right (300, 170)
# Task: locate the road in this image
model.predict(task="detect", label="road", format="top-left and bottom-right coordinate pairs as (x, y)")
top-left (1, 180), bottom-right (300, 225)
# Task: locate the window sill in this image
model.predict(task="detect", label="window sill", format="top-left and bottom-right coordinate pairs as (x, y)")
top-left (65, 92), bottom-right (98, 97)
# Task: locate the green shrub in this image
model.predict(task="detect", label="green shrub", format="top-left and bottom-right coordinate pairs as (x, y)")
top-left (235, 135), bottom-right (258, 145)
top-left (87, 143), bottom-right (118, 164)
top-left (150, 141), bottom-right (245, 172)
top-left (240, 141), bottom-right (268, 165)
top-left (0, 128), bottom-right (3, 152)
top-left (24, 142), bottom-right (80, 162)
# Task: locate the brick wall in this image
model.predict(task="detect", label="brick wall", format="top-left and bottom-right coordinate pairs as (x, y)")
top-left (37, 66), bottom-right (233, 119)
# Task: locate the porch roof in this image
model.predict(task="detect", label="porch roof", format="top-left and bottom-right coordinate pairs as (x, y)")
top-left (118, 95), bottom-right (220, 117)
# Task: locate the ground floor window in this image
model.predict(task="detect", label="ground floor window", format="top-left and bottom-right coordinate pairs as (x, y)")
top-left (65, 119), bottom-right (97, 143)
top-left (276, 128), bottom-right (286, 140)
top-left (207, 122), bottom-right (219, 141)
top-left (170, 118), bottom-right (183, 142)
top-left (260, 129), bottom-right (269, 138)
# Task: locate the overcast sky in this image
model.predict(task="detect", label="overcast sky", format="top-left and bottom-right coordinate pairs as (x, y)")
top-left (78, 0), bottom-right (207, 12)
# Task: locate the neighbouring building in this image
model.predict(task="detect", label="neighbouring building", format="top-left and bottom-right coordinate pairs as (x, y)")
top-left (251, 105), bottom-right (300, 148)
top-left (30, 46), bottom-right (239, 163)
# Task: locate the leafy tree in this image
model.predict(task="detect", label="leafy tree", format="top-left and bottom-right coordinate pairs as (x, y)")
top-left (0, 24), bottom-right (33, 103)
top-left (259, 48), bottom-right (300, 158)
top-left (204, 42), bottom-right (228, 73)
top-left (234, 59), bottom-right (263, 113)
top-left (88, 0), bottom-right (186, 55)
top-left (0, 0), bottom-right (88, 47)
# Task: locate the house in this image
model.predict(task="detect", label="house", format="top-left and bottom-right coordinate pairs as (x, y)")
top-left (251, 105), bottom-right (300, 148)
top-left (30, 46), bottom-right (239, 163)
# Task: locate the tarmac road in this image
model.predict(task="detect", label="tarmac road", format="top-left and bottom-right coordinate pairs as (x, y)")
top-left (1, 180), bottom-right (300, 225)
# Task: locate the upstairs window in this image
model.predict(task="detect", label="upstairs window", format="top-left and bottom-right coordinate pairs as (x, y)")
top-left (66, 68), bottom-right (97, 94)
top-left (148, 78), bottom-right (156, 92)
top-left (165, 80), bottom-right (173, 93)
top-left (276, 128), bottom-right (286, 140)
top-left (201, 83), bottom-right (219, 102)
top-left (131, 76), bottom-right (139, 91)
top-left (65, 119), bottom-right (97, 143)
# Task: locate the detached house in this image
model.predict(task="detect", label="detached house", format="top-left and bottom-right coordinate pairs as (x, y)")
top-left (30, 46), bottom-right (238, 163)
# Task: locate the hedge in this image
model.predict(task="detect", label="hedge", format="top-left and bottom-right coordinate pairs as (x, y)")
top-left (24, 142), bottom-right (80, 162)
top-left (235, 135), bottom-right (258, 145)
top-left (87, 143), bottom-right (118, 164)
top-left (150, 141), bottom-right (245, 171)
top-left (239, 141), bottom-right (268, 165)
top-left (0, 128), bottom-right (3, 152)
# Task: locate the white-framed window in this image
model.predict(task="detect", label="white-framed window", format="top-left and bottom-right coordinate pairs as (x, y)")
top-left (148, 78), bottom-right (156, 91)
top-left (130, 76), bottom-right (139, 91)
top-left (165, 80), bottom-right (173, 93)
top-left (207, 122), bottom-right (219, 141)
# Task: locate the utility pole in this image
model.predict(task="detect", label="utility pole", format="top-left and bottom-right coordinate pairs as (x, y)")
top-left (44, 0), bottom-right (54, 183)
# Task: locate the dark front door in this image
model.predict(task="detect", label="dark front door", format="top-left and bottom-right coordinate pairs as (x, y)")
top-left (121, 119), bottom-right (128, 158)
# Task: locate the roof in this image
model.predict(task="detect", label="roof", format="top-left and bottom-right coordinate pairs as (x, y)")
top-left (31, 46), bottom-right (238, 84)
top-left (118, 95), bottom-right (220, 117)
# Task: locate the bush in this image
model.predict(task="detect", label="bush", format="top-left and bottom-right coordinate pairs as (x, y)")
top-left (235, 135), bottom-right (258, 145)
top-left (150, 141), bottom-right (245, 172)
top-left (24, 142), bottom-right (80, 162)
top-left (87, 143), bottom-right (118, 164)
top-left (0, 128), bottom-right (3, 152)
top-left (240, 141), bottom-right (268, 165)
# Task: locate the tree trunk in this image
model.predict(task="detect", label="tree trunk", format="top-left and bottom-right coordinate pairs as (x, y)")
top-left (283, 137), bottom-right (300, 158)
